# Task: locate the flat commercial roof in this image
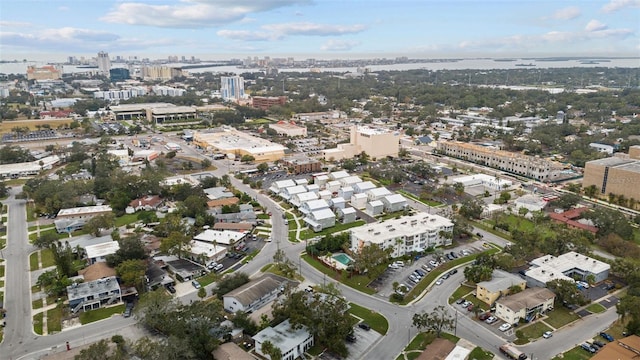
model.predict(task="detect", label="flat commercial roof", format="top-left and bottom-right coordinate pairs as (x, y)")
top-left (67, 276), bottom-right (120, 302)
top-left (477, 270), bottom-right (524, 293)
top-left (351, 212), bottom-right (453, 241)
top-left (85, 241), bottom-right (120, 259)
top-left (57, 205), bottom-right (112, 217)
top-left (530, 251), bottom-right (610, 275)
top-left (253, 319), bottom-right (311, 355)
top-left (193, 229), bottom-right (246, 245)
top-left (195, 128), bottom-right (286, 154)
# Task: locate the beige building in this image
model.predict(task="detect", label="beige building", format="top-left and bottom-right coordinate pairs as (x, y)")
top-left (323, 125), bottom-right (399, 161)
top-left (142, 66), bottom-right (182, 81)
top-left (26, 65), bottom-right (61, 80)
top-left (269, 121), bottom-right (308, 137)
top-left (436, 141), bottom-right (564, 181)
top-left (476, 270), bottom-right (526, 306)
top-left (193, 127), bottom-right (286, 163)
top-left (495, 287), bottom-right (555, 325)
top-left (582, 146), bottom-right (640, 201)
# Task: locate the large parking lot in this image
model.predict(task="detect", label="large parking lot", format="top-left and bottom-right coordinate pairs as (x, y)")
top-left (372, 241), bottom-right (488, 298)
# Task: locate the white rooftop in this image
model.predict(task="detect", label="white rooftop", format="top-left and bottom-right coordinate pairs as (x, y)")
top-left (58, 205), bottom-right (112, 217)
top-left (351, 212), bottom-right (454, 242)
top-left (369, 200), bottom-right (384, 207)
top-left (329, 171), bottom-right (350, 180)
top-left (189, 240), bottom-right (227, 258)
top-left (273, 179), bottom-right (296, 190)
top-left (341, 207), bottom-right (356, 214)
top-left (357, 125), bottom-right (393, 136)
top-left (193, 229), bottom-right (246, 245)
top-left (340, 176), bottom-right (362, 186)
top-left (367, 187), bottom-right (392, 198)
top-left (295, 192), bottom-right (319, 203)
top-left (384, 193), bottom-right (407, 204)
top-left (354, 181), bottom-right (376, 191)
top-left (304, 199), bottom-right (330, 211)
top-left (284, 185), bottom-right (307, 196)
top-left (311, 208), bottom-right (335, 220)
top-left (85, 241), bottom-right (120, 259)
top-left (530, 251), bottom-right (610, 275)
top-left (253, 319), bottom-right (311, 357)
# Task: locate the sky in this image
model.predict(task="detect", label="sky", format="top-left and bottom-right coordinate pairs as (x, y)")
top-left (1, 0), bottom-right (639, 61)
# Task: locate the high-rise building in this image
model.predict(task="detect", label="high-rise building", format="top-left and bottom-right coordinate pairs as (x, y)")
top-left (220, 76), bottom-right (245, 101)
top-left (582, 146), bottom-right (640, 201)
top-left (97, 51), bottom-right (111, 75)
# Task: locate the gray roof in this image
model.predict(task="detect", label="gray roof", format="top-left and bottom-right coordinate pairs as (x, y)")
top-left (477, 270), bottom-right (524, 293)
top-left (224, 273), bottom-right (290, 307)
top-left (67, 276), bottom-right (120, 302)
top-left (253, 319), bottom-right (312, 355)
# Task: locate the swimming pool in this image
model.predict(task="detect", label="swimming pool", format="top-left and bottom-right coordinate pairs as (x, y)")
top-left (332, 253), bottom-right (354, 266)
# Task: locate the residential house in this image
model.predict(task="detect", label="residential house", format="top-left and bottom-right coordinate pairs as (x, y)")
top-left (350, 193), bottom-right (368, 209)
top-left (78, 262), bottom-right (117, 282)
top-left (591, 335), bottom-right (640, 360)
top-left (299, 199), bottom-right (330, 215)
top-left (328, 171), bottom-right (350, 180)
top-left (204, 187), bottom-right (234, 200)
top-left (338, 186), bottom-right (354, 200)
top-left (269, 179), bottom-right (296, 195)
top-left (126, 195), bottom-right (162, 213)
top-left (67, 276), bottom-right (122, 313)
top-left (366, 187), bottom-right (392, 202)
top-left (329, 197), bottom-right (346, 210)
top-left (366, 200), bottom-right (384, 216)
top-left (495, 287), bottom-right (555, 324)
top-left (291, 191), bottom-right (319, 207)
top-left (476, 270), bottom-right (527, 306)
top-left (223, 273), bottom-right (291, 313)
top-left (353, 181), bottom-right (376, 194)
top-left (339, 175), bottom-right (362, 187)
top-left (303, 208), bottom-right (336, 232)
top-left (382, 194), bottom-right (407, 213)
top-left (253, 319), bottom-right (314, 360)
top-left (85, 241), bottom-right (120, 265)
top-left (338, 207), bottom-right (357, 224)
top-left (207, 197), bottom-right (240, 209)
top-left (281, 185), bottom-right (307, 201)
top-left (211, 343), bottom-right (254, 360)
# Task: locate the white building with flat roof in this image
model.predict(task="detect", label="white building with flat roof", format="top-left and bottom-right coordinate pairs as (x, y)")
top-left (57, 205), bottom-right (112, 220)
top-left (0, 155), bottom-right (60, 178)
top-left (193, 127), bottom-right (286, 163)
top-left (525, 251), bottom-right (610, 288)
top-left (351, 212), bottom-right (454, 257)
top-left (193, 229), bottom-right (247, 246)
top-left (253, 319), bottom-right (314, 360)
top-left (322, 125), bottom-right (400, 161)
top-left (85, 241), bottom-right (120, 265)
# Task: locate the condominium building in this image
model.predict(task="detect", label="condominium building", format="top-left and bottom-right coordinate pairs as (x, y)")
top-left (436, 141), bottom-right (563, 181)
top-left (142, 66), bottom-right (182, 81)
top-left (350, 212), bottom-right (454, 257)
top-left (582, 146), bottom-right (640, 200)
top-left (26, 65), bottom-right (61, 80)
top-left (97, 51), bottom-right (111, 75)
top-left (252, 96), bottom-right (287, 110)
top-left (220, 76), bottom-right (245, 101)
top-left (322, 125), bottom-right (400, 161)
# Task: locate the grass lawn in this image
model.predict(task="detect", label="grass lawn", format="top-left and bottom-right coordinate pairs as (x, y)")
top-left (519, 321), bottom-right (553, 341)
top-left (302, 254), bottom-right (376, 295)
top-left (348, 302), bottom-right (389, 335)
top-left (29, 251), bottom-right (40, 271)
top-left (33, 313), bottom-right (43, 335)
top-left (32, 298), bottom-right (43, 309)
top-left (0, 264), bottom-right (4, 277)
top-left (472, 221), bottom-right (513, 241)
top-left (198, 272), bottom-right (220, 287)
top-left (545, 307), bottom-right (580, 329)
top-left (448, 284), bottom-right (475, 304)
top-left (115, 213), bottom-right (140, 227)
top-left (406, 331), bottom-right (436, 351)
top-left (28, 224), bottom-right (55, 232)
top-left (260, 264), bottom-right (273, 272)
top-left (257, 213), bottom-right (270, 220)
top-left (79, 304), bottom-right (126, 324)
top-left (47, 306), bottom-right (63, 333)
top-left (462, 294), bottom-right (489, 312)
top-left (467, 347), bottom-right (495, 360)
top-left (41, 248), bottom-right (55, 268)
top-left (401, 247), bottom-right (500, 305)
top-left (632, 228), bottom-right (640, 246)
top-left (398, 190), bottom-right (443, 207)
top-left (551, 346), bottom-right (592, 360)
top-left (26, 203), bottom-right (37, 221)
top-left (31, 285), bottom-right (41, 293)
top-left (586, 303), bottom-right (606, 314)
top-left (299, 220), bottom-right (365, 240)
top-left (440, 333), bottom-right (460, 343)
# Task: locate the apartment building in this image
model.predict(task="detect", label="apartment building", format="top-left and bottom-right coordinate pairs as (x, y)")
top-left (436, 141), bottom-right (562, 181)
top-left (282, 157), bottom-right (322, 174)
top-left (495, 287), bottom-right (555, 325)
top-left (350, 212), bottom-right (454, 257)
top-left (582, 146), bottom-right (640, 200)
top-left (322, 125), bottom-right (400, 161)
top-left (221, 76), bottom-right (245, 101)
top-left (26, 65), bottom-right (61, 80)
top-left (252, 96), bottom-right (287, 110)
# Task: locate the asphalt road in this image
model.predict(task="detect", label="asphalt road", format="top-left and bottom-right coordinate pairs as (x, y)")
top-left (0, 139), bottom-right (621, 360)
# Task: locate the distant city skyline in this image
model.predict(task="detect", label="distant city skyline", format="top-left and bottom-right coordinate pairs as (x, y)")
top-left (1, 0), bottom-right (639, 62)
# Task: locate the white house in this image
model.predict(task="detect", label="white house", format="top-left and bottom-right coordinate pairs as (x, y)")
top-left (366, 200), bottom-right (385, 216)
top-left (350, 193), bottom-right (368, 209)
top-left (269, 179), bottom-right (296, 195)
top-left (193, 229), bottom-right (247, 247)
top-left (305, 184), bottom-right (320, 194)
top-left (318, 190), bottom-right (332, 200)
top-left (382, 194), bottom-right (407, 213)
top-left (299, 199), bottom-right (330, 215)
top-left (525, 251), bottom-right (610, 288)
top-left (67, 276), bottom-right (121, 313)
top-left (353, 181), bottom-right (376, 194)
top-left (589, 142), bottom-right (614, 155)
top-left (304, 208), bottom-right (336, 232)
top-left (85, 241), bottom-right (120, 265)
top-left (291, 191), bottom-right (319, 207)
top-left (314, 174), bottom-right (329, 188)
top-left (330, 196), bottom-right (346, 210)
top-left (223, 274), bottom-right (290, 313)
top-left (514, 194), bottom-right (548, 213)
top-left (253, 319), bottom-right (314, 360)
top-left (281, 185), bottom-right (307, 201)
top-left (338, 207), bottom-right (357, 224)
top-left (325, 180), bottom-right (341, 193)
top-left (338, 186), bottom-right (354, 200)
top-left (294, 178), bottom-right (309, 186)
top-left (339, 175), bottom-right (362, 187)
top-left (366, 187), bottom-right (392, 202)
top-left (328, 171), bottom-right (350, 180)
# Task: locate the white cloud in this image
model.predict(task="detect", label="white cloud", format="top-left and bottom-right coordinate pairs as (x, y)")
top-left (101, 0), bottom-right (312, 28)
top-left (217, 22), bottom-right (366, 41)
top-left (585, 20), bottom-right (608, 32)
top-left (602, 0), bottom-right (640, 12)
top-left (320, 39), bottom-right (360, 51)
top-left (550, 6), bottom-right (581, 20)
top-left (458, 23), bottom-right (634, 50)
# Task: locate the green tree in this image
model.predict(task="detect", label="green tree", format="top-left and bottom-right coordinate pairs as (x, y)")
top-left (160, 231), bottom-right (191, 259)
top-left (257, 162), bottom-right (269, 172)
top-left (197, 287), bottom-right (207, 299)
top-left (241, 154), bottom-right (255, 163)
top-left (352, 243), bottom-right (392, 277)
top-left (116, 259), bottom-right (146, 289)
top-left (463, 265), bottom-right (493, 283)
top-left (84, 213), bottom-right (115, 237)
top-left (261, 340), bottom-right (283, 360)
top-left (547, 279), bottom-right (587, 306)
top-left (459, 198), bottom-right (484, 219)
top-left (107, 235), bottom-right (146, 267)
top-left (213, 272), bottom-right (250, 299)
top-left (453, 182), bottom-right (465, 196)
top-left (412, 305), bottom-right (455, 338)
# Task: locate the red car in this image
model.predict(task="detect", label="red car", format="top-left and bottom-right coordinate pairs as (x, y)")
top-left (467, 304), bottom-right (474, 311)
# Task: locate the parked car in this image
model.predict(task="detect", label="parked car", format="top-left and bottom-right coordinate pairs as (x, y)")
top-left (409, 274), bottom-right (419, 283)
top-left (600, 332), bottom-right (614, 342)
top-left (358, 322), bottom-right (371, 331)
top-left (448, 269), bottom-right (458, 275)
top-left (346, 333), bottom-right (357, 343)
top-left (593, 340), bottom-right (605, 348)
top-left (214, 263), bottom-right (224, 272)
top-left (435, 279), bottom-right (444, 285)
top-left (207, 262), bottom-right (218, 270)
top-left (166, 285), bottom-right (176, 294)
top-left (460, 301), bottom-right (471, 308)
top-left (429, 260), bottom-right (438, 267)
top-left (466, 304), bottom-right (474, 312)
top-left (456, 298), bottom-right (465, 305)
top-left (450, 251), bottom-right (458, 259)
top-left (123, 302), bottom-right (134, 318)
top-left (485, 316), bottom-right (498, 324)
top-left (498, 323), bottom-right (512, 332)
top-left (442, 273), bottom-right (450, 280)
top-left (479, 312), bottom-right (491, 321)
top-left (415, 269), bottom-right (426, 277)
top-left (543, 331), bottom-right (553, 339)
top-left (581, 343), bottom-right (597, 353)
top-left (191, 280), bottom-right (201, 289)
top-left (305, 285), bottom-right (314, 293)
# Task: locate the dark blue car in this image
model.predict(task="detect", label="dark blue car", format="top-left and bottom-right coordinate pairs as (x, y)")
top-left (599, 332), bottom-right (614, 342)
